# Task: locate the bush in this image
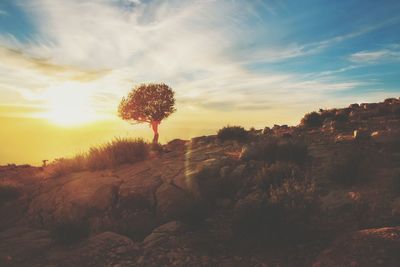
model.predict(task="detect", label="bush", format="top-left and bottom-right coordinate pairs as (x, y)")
top-left (50, 219), bottom-right (90, 245)
top-left (246, 139), bottom-right (308, 165)
top-left (301, 112), bottom-right (323, 127)
top-left (328, 150), bottom-right (364, 186)
top-left (0, 184), bottom-right (20, 204)
top-left (268, 178), bottom-right (317, 240)
top-left (217, 126), bottom-right (249, 142)
top-left (232, 178), bottom-right (317, 243)
top-left (48, 138), bottom-right (149, 177)
top-left (256, 162), bottom-right (304, 189)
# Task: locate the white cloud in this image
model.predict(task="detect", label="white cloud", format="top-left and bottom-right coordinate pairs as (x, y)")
top-left (350, 46), bottom-right (400, 63)
top-left (0, 0), bottom-right (367, 120)
top-left (0, 9), bottom-right (8, 16)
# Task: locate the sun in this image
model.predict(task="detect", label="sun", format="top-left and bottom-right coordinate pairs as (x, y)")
top-left (43, 83), bottom-right (97, 126)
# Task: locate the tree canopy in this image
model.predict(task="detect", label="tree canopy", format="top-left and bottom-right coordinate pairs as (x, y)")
top-left (118, 83), bottom-right (176, 123)
top-left (118, 83), bottom-right (176, 143)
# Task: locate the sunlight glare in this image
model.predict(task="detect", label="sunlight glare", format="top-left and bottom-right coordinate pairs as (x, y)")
top-left (44, 83), bottom-right (97, 126)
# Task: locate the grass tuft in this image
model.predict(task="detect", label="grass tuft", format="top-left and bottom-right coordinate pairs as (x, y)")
top-left (48, 138), bottom-right (149, 177)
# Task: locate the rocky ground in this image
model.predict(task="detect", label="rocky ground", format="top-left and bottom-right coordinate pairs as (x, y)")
top-left (1, 98), bottom-right (400, 267)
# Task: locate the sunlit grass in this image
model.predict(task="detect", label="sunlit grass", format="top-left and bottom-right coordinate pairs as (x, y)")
top-left (48, 138), bottom-right (149, 177)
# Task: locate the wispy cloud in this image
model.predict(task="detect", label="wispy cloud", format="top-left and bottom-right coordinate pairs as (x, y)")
top-left (0, 9), bottom-right (7, 16)
top-left (0, 0), bottom-right (390, 121)
top-left (350, 45), bottom-right (400, 63)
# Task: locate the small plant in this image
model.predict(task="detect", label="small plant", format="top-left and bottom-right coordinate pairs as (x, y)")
top-left (301, 112), bottom-right (323, 127)
top-left (50, 219), bottom-right (90, 245)
top-left (217, 126), bottom-right (249, 142)
top-left (0, 184), bottom-right (19, 204)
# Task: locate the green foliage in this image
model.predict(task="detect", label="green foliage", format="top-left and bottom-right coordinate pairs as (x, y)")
top-left (217, 126), bottom-right (249, 142)
top-left (0, 184), bottom-right (19, 204)
top-left (50, 219), bottom-right (90, 245)
top-left (48, 138), bottom-right (149, 177)
top-left (301, 111), bottom-right (323, 127)
top-left (118, 83), bottom-right (176, 123)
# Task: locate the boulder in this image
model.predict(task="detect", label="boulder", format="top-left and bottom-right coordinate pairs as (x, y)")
top-left (143, 221), bottom-right (187, 248)
top-left (353, 129), bottom-right (370, 141)
top-left (155, 183), bottom-right (197, 222)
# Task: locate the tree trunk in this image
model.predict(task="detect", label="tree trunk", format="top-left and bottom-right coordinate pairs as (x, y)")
top-left (151, 121), bottom-right (160, 144)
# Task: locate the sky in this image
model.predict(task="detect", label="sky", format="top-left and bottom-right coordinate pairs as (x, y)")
top-left (0, 0), bottom-right (400, 165)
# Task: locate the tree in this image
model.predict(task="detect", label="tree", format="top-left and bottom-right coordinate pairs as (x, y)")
top-left (118, 83), bottom-right (176, 144)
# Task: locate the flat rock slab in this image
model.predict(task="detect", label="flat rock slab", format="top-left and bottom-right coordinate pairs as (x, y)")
top-left (313, 227), bottom-right (400, 267)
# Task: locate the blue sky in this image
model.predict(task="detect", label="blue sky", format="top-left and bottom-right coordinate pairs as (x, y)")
top-left (0, 0), bottom-right (400, 127)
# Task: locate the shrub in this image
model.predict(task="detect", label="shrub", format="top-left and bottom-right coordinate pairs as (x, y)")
top-left (267, 178), bottom-right (317, 241)
top-left (256, 162), bottom-right (304, 189)
top-left (217, 126), bottom-right (249, 142)
top-left (50, 219), bottom-right (90, 245)
top-left (327, 150), bottom-right (364, 186)
top-left (48, 138), bottom-right (149, 177)
top-left (246, 139), bottom-right (308, 165)
top-left (0, 184), bottom-right (20, 204)
top-left (301, 112), bottom-right (323, 127)
top-left (232, 178), bottom-right (318, 243)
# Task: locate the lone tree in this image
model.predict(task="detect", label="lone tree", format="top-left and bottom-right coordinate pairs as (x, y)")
top-left (118, 83), bottom-right (176, 144)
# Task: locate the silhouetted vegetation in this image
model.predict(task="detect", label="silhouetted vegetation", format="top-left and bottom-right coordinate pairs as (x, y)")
top-left (328, 151), bottom-right (365, 186)
top-left (256, 162), bottom-right (304, 189)
top-left (244, 139), bottom-right (308, 165)
top-left (301, 112), bottom-right (323, 127)
top-left (233, 177), bottom-right (317, 243)
top-left (118, 83), bottom-right (176, 144)
top-left (49, 138), bottom-right (149, 177)
top-left (301, 109), bottom-right (349, 128)
top-left (217, 126), bottom-right (249, 142)
top-left (0, 184), bottom-right (19, 204)
top-left (50, 219), bottom-right (90, 245)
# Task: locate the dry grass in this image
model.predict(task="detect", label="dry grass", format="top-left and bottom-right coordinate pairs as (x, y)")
top-left (48, 138), bottom-right (149, 177)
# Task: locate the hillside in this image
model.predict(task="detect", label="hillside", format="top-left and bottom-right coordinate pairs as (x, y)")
top-left (1, 97), bottom-right (400, 267)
